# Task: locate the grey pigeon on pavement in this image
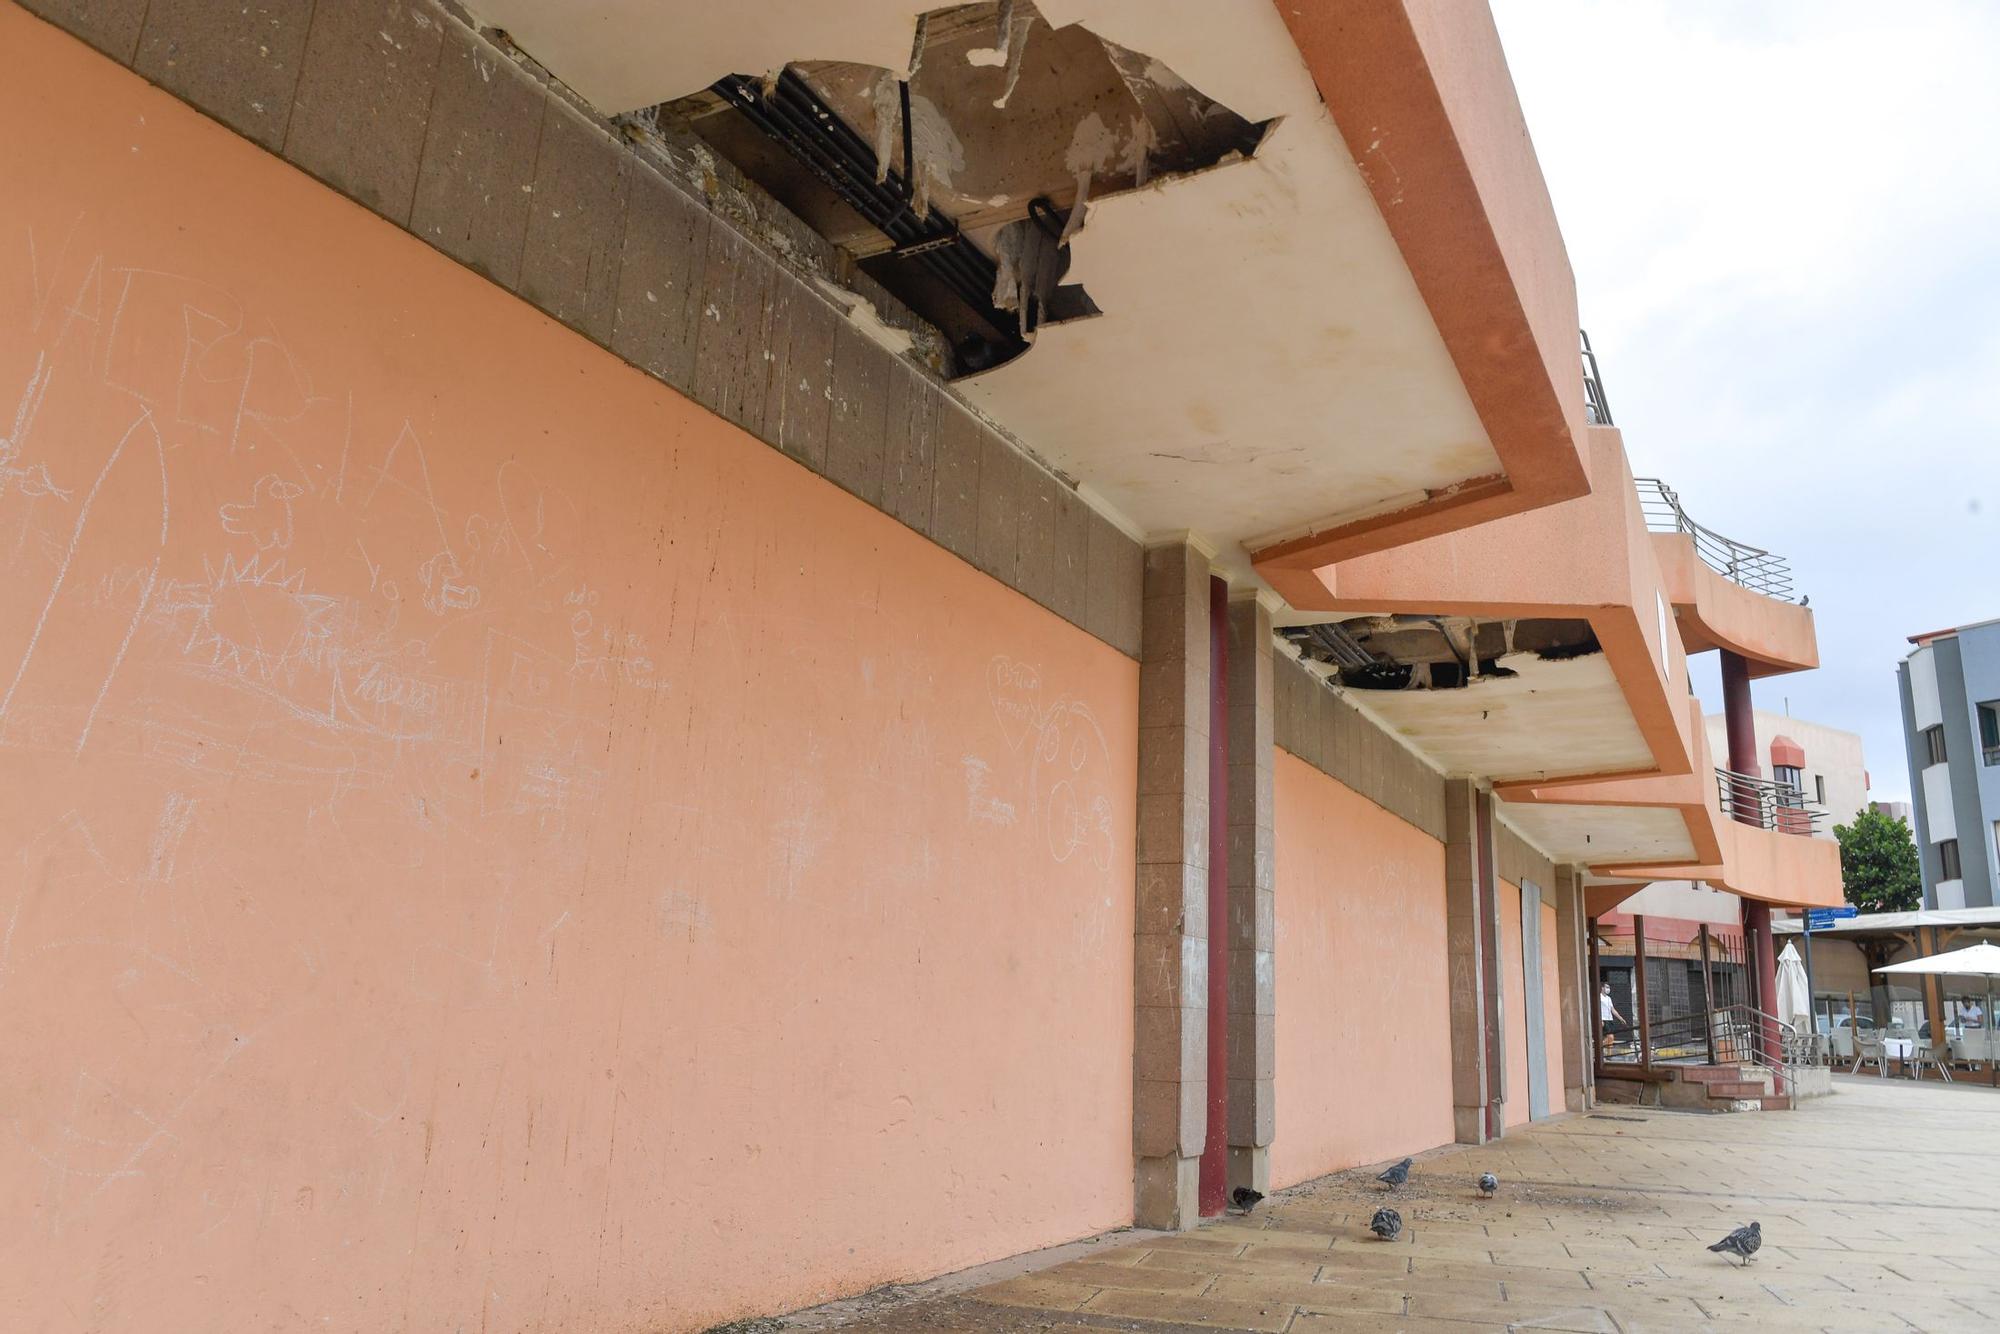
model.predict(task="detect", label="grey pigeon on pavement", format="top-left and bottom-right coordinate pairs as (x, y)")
top-left (1477, 1172), bottom-right (1498, 1198)
top-left (1368, 1206), bottom-right (1403, 1241)
top-left (1377, 1157), bottom-right (1412, 1190)
top-left (1230, 1186), bottom-right (1263, 1214)
top-left (1707, 1221), bottom-right (1761, 1266)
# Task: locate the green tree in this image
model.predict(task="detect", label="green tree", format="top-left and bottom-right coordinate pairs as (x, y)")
top-left (1833, 808), bottom-right (1922, 913)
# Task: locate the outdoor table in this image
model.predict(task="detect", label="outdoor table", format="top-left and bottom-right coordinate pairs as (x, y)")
top-left (1884, 1036), bottom-right (1916, 1077)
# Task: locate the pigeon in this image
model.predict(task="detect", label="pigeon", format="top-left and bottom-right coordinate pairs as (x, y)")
top-left (1368, 1206), bottom-right (1403, 1241)
top-left (1707, 1221), bottom-right (1762, 1266)
top-left (1230, 1186), bottom-right (1264, 1214)
top-left (1800, 595), bottom-right (1810, 607)
top-left (1377, 1157), bottom-right (1413, 1190)
top-left (1477, 1172), bottom-right (1498, 1198)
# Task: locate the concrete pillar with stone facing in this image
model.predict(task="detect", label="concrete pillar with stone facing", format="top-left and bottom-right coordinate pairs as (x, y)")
top-left (1443, 778), bottom-right (1499, 1143)
top-left (1553, 863), bottom-right (1593, 1111)
top-left (1133, 541), bottom-right (1213, 1228)
top-left (1224, 592), bottom-right (1275, 1196)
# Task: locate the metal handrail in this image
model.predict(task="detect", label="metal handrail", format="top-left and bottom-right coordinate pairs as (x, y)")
top-left (1581, 329), bottom-right (1613, 426)
top-left (1633, 476), bottom-right (1797, 601)
top-left (1606, 1002), bottom-right (1811, 1102)
top-left (1716, 768), bottom-right (1827, 835)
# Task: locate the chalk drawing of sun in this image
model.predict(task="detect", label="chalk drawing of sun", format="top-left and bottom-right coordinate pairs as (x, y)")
top-left (182, 553), bottom-right (340, 683)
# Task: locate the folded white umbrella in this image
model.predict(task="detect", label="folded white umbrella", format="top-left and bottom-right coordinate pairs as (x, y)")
top-left (1775, 941), bottom-right (1811, 1027)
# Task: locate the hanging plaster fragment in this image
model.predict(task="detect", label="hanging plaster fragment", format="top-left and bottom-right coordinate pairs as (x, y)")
top-left (992, 0), bottom-right (1036, 109)
top-left (908, 11), bottom-right (928, 80)
top-left (870, 70), bottom-right (902, 184)
top-left (905, 94), bottom-right (966, 219)
top-left (1122, 114), bottom-right (1158, 188)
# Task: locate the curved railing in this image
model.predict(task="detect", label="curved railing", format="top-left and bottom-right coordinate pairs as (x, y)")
top-left (1581, 329), bottom-right (1613, 426)
top-left (1635, 477), bottom-right (1796, 601)
top-left (1716, 768), bottom-right (1825, 836)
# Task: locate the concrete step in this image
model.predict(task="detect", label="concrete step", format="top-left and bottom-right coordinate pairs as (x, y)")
top-left (1759, 1095), bottom-right (1792, 1111)
top-left (1708, 1080), bottom-right (1768, 1099)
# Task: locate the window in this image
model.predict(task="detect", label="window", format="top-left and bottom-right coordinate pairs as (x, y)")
top-left (1939, 838), bottom-right (1963, 881)
top-left (1815, 774), bottom-right (1826, 805)
top-left (1774, 763), bottom-right (1803, 791)
top-left (1924, 725), bottom-right (1948, 766)
top-left (1980, 702), bottom-right (2000, 765)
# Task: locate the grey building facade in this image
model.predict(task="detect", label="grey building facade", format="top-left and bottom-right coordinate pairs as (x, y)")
top-left (1898, 619), bottom-right (2000, 909)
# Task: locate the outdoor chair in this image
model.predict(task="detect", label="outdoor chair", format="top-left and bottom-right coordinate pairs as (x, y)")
top-left (1830, 1029), bottom-right (1855, 1061)
top-left (1851, 1035), bottom-right (1888, 1077)
top-left (1918, 1042), bottom-right (1956, 1082)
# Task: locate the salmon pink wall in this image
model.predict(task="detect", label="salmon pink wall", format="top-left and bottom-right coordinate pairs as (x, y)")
top-left (1271, 750), bottom-right (1453, 1187)
top-left (1540, 899), bottom-right (1563, 1110)
top-left (0, 15), bottom-right (1138, 1331)
top-left (1500, 879), bottom-right (1531, 1128)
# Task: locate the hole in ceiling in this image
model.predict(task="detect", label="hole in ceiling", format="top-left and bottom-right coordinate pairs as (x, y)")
top-left (1283, 617), bottom-right (1603, 691)
top-left (645, 0), bottom-right (1268, 377)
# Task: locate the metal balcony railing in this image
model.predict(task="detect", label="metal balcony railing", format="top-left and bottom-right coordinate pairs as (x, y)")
top-left (1634, 477), bottom-right (1797, 601)
top-left (1581, 329), bottom-right (1613, 426)
top-left (1716, 768), bottom-right (1826, 836)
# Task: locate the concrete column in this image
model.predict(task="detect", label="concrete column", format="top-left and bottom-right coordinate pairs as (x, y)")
top-left (1443, 779), bottom-right (1497, 1143)
top-left (1224, 592), bottom-right (1275, 1195)
top-left (1476, 790), bottom-right (1504, 1134)
top-left (1133, 540), bottom-right (1212, 1228)
top-left (1553, 863), bottom-right (1591, 1111)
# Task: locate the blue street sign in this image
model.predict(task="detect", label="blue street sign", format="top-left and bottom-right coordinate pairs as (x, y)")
top-left (1804, 905), bottom-right (1859, 930)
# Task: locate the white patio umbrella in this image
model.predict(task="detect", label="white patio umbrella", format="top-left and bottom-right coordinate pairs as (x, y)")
top-left (1775, 941), bottom-right (1811, 1028)
top-left (1874, 941), bottom-right (2000, 1085)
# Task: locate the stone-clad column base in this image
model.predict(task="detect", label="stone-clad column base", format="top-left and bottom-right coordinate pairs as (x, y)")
top-left (1133, 540), bottom-right (1213, 1229)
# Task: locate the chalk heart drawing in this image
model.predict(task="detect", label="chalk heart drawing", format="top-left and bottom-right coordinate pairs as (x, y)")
top-left (988, 655), bottom-right (1045, 752)
top-left (217, 474), bottom-right (304, 550)
top-left (986, 655), bottom-right (1116, 871)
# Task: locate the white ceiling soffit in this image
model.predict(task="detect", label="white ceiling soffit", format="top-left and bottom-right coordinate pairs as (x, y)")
top-left (468, 1), bottom-right (1498, 573)
top-left (1349, 653), bottom-right (1653, 785)
top-left (1498, 801), bottom-right (1698, 868)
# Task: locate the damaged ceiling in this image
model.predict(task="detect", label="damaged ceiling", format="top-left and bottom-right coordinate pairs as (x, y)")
top-left (463, 0), bottom-right (1503, 576)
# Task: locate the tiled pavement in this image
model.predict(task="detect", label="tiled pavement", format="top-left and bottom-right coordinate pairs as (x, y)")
top-left (794, 1077), bottom-right (2000, 1332)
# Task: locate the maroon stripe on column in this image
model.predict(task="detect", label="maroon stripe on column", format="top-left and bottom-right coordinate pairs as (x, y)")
top-left (1201, 575), bottom-right (1230, 1215)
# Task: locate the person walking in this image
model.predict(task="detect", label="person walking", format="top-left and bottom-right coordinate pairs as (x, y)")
top-left (1600, 981), bottom-right (1628, 1059)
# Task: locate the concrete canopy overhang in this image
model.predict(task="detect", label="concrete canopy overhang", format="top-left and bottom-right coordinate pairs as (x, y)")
top-left (462, 0), bottom-right (1589, 585)
top-left (1264, 427), bottom-right (1696, 792)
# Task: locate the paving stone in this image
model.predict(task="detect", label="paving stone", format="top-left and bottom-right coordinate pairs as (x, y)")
top-left (134, 0), bottom-right (314, 151)
top-left (285, 0), bottom-right (444, 224)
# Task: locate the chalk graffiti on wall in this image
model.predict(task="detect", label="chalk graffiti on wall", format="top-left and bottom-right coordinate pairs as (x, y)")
top-left (987, 654), bottom-right (1116, 871)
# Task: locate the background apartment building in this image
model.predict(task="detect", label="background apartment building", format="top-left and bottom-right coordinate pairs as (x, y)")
top-left (1899, 619), bottom-right (2000, 908)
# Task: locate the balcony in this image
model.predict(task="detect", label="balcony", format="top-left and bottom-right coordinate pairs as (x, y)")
top-left (1636, 478), bottom-right (1794, 601)
top-left (1642, 477), bottom-right (1816, 676)
top-left (1715, 769), bottom-right (1826, 838)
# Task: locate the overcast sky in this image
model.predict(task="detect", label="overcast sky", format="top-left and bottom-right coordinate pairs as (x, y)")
top-left (1489, 1), bottom-right (2000, 806)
